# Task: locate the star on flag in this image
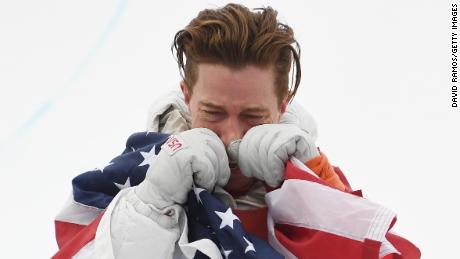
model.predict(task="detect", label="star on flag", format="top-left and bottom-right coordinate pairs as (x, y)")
top-left (113, 177), bottom-right (131, 190)
top-left (138, 145), bottom-right (157, 168)
top-left (215, 208), bottom-right (240, 229)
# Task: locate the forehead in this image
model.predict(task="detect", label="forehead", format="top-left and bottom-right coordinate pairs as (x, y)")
top-left (192, 63), bottom-right (279, 111)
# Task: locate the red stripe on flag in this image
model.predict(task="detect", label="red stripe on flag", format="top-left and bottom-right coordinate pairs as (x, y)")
top-left (55, 221), bottom-right (86, 249)
top-left (52, 212), bottom-right (104, 259)
top-left (333, 166), bottom-right (353, 191)
top-left (274, 223), bottom-right (382, 259)
top-left (234, 207), bottom-right (269, 242)
top-left (385, 232), bottom-right (421, 259)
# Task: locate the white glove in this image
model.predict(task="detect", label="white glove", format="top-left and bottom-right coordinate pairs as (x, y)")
top-left (237, 124), bottom-right (319, 187)
top-left (135, 128), bottom-right (230, 209)
top-left (279, 101), bottom-right (318, 142)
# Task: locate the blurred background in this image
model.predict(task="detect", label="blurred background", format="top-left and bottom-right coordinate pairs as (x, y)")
top-left (0, 0), bottom-right (457, 258)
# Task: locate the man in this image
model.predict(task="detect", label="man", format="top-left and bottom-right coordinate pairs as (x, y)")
top-left (53, 4), bottom-right (419, 259)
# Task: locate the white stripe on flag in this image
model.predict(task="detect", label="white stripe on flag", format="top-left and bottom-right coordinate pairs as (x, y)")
top-left (55, 193), bottom-right (103, 225)
top-left (266, 179), bottom-right (396, 242)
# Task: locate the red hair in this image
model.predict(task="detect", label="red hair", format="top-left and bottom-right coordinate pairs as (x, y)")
top-left (172, 3), bottom-right (301, 106)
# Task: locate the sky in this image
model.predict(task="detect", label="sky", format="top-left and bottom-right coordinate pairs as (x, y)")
top-left (0, 0), bottom-right (458, 258)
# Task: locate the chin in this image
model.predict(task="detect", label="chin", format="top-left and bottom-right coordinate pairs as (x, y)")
top-left (224, 167), bottom-right (255, 197)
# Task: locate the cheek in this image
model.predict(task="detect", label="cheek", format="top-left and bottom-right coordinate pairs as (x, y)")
top-left (189, 104), bottom-right (202, 128)
top-left (270, 110), bottom-right (282, 123)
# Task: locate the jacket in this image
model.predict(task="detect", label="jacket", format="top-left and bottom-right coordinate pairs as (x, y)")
top-left (53, 91), bottom-right (420, 259)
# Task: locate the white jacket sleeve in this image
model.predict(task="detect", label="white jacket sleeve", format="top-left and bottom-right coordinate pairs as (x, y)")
top-left (92, 188), bottom-right (193, 259)
top-left (89, 128), bottom-right (230, 259)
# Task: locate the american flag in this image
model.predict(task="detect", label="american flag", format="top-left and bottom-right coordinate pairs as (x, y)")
top-left (187, 184), bottom-right (282, 259)
top-left (53, 131), bottom-right (420, 259)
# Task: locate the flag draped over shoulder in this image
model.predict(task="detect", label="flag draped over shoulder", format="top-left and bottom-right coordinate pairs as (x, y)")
top-left (53, 132), bottom-right (420, 259)
top-left (54, 132), bottom-right (169, 255)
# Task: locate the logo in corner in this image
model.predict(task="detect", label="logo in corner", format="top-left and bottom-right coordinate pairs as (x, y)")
top-left (163, 135), bottom-right (187, 155)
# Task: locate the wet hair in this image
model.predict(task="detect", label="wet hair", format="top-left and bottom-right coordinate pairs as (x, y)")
top-left (172, 3), bottom-right (301, 106)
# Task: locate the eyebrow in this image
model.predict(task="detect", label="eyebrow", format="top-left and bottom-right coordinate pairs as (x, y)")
top-left (199, 101), bottom-right (224, 110)
top-left (199, 101), bottom-right (269, 113)
top-left (242, 107), bottom-right (269, 113)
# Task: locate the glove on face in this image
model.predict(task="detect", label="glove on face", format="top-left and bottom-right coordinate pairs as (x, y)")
top-left (135, 128), bottom-right (231, 209)
top-left (279, 101), bottom-right (318, 142)
top-left (237, 124), bottom-right (320, 187)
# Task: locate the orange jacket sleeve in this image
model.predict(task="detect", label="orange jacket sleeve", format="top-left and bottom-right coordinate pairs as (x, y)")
top-left (305, 151), bottom-right (346, 191)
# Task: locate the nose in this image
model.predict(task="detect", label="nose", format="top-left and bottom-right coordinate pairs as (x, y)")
top-left (219, 120), bottom-right (246, 147)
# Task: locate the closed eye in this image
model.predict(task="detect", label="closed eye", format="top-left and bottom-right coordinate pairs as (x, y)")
top-left (204, 110), bottom-right (223, 115)
top-left (243, 114), bottom-right (263, 119)
top-left (202, 110), bottom-right (225, 121)
top-left (242, 114), bottom-right (266, 124)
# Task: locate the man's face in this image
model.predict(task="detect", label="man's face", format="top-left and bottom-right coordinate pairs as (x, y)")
top-left (181, 63), bottom-right (287, 195)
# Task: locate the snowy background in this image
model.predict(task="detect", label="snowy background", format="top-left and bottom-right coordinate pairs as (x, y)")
top-left (0, 0), bottom-right (458, 258)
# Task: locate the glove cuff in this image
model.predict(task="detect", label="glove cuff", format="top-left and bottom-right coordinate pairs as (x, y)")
top-left (134, 180), bottom-right (172, 209)
top-left (128, 188), bottom-right (182, 229)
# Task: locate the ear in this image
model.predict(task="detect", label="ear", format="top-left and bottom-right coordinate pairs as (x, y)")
top-left (280, 94), bottom-right (290, 114)
top-left (180, 81), bottom-right (191, 105)
top-left (275, 95), bottom-right (289, 123)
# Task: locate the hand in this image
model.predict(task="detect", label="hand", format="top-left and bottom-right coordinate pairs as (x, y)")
top-left (279, 101), bottom-right (318, 142)
top-left (237, 124), bottom-right (319, 187)
top-left (135, 128), bottom-right (230, 209)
